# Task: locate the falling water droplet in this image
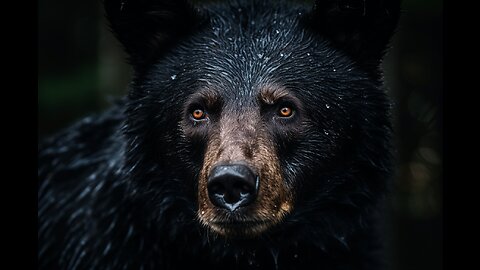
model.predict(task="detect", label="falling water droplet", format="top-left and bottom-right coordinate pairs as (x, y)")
top-left (270, 249), bottom-right (279, 270)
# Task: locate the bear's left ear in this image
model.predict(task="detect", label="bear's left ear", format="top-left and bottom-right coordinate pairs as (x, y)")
top-left (303, 0), bottom-right (401, 71)
top-left (104, 0), bottom-right (203, 68)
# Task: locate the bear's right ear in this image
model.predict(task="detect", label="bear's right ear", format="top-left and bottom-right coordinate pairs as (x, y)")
top-left (104, 0), bottom-right (202, 68)
top-left (303, 0), bottom-right (401, 73)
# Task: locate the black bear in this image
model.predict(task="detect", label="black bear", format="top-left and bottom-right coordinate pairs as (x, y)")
top-left (38, 0), bottom-right (400, 269)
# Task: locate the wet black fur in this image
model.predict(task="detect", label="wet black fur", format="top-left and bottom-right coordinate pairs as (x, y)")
top-left (38, 0), bottom-right (400, 269)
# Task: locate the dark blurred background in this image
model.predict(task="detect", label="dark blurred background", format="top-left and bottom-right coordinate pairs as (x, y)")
top-left (38, 0), bottom-right (443, 269)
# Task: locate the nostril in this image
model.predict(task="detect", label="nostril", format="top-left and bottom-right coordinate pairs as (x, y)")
top-left (207, 164), bottom-right (258, 211)
top-left (208, 182), bottom-right (225, 195)
top-left (234, 182), bottom-right (253, 195)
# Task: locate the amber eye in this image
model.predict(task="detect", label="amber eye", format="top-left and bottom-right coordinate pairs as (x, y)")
top-left (279, 106), bottom-right (293, 117)
top-left (191, 109), bottom-right (206, 120)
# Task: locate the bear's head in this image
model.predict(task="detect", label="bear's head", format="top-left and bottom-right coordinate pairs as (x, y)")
top-left (105, 0), bottom-right (400, 240)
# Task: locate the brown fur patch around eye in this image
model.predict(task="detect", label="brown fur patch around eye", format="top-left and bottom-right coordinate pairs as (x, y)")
top-left (258, 85), bottom-right (290, 105)
top-left (200, 88), bottom-right (222, 109)
top-left (185, 88), bottom-right (222, 112)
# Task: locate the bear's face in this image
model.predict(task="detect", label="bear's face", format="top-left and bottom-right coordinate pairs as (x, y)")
top-left (106, 0), bottom-right (399, 239)
top-left (184, 84), bottom-right (295, 237)
top-left (135, 19), bottom-right (378, 238)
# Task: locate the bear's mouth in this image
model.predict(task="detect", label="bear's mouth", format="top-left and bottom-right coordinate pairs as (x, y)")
top-left (213, 220), bottom-right (269, 227)
top-left (198, 195), bottom-right (294, 237)
top-left (210, 219), bottom-right (273, 237)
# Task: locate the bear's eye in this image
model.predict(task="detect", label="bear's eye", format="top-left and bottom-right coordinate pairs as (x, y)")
top-left (278, 106), bottom-right (293, 117)
top-left (191, 108), bottom-right (207, 121)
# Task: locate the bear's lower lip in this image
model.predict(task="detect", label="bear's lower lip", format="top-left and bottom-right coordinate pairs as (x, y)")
top-left (213, 220), bottom-right (268, 227)
top-left (210, 220), bottom-right (273, 236)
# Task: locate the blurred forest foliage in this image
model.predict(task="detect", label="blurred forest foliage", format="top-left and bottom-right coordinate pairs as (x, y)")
top-left (38, 0), bottom-right (443, 269)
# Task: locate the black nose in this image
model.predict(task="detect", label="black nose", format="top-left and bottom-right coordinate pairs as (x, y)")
top-left (207, 164), bottom-right (258, 211)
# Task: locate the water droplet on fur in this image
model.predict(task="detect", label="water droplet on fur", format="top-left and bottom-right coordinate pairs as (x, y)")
top-left (333, 68), bottom-right (337, 72)
top-left (201, 211), bottom-right (205, 215)
top-left (280, 53), bottom-right (284, 57)
top-left (257, 53), bottom-right (263, 59)
top-left (324, 131), bottom-right (329, 135)
top-left (326, 104), bottom-right (330, 109)
top-left (238, 8), bottom-right (242, 12)
top-left (276, 29), bottom-right (280, 34)
top-left (170, 74), bottom-right (177, 80)
top-left (103, 242), bottom-right (112, 255)
top-left (270, 249), bottom-right (279, 270)
top-left (234, 253), bottom-right (239, 263)
top-left (251, 20), bottom-right (255, 25)
top-left (307, 52), bottom-right (311, 56)
top-left (126, 225), bottom-right (134, 239)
